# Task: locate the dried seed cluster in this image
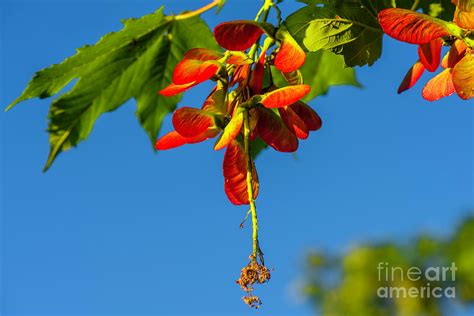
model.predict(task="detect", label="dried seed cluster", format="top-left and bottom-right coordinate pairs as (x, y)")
top-left (237, 261), bottom-right (271, 308)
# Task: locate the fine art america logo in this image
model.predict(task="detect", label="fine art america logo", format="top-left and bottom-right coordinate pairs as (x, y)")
top-left (377, 262), bottom-right (457, 298)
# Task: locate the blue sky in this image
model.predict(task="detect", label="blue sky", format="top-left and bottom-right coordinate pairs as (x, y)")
top-left (1, 0), bottom-right (473, 315)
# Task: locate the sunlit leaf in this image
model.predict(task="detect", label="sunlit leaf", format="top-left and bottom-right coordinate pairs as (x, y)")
top-left (454, 6), bottom-right (474, 28)
top-left (223, 141), bottom-right (259, 205)
top-left (378, 8), bottom-right (452, 44)
top-left (214, 112), bottom-right (243, 150)
top-left (159, 81), bottom-right (198, 97)
top-left (398, 61), bottom-right (426, 94)
top-left (172, 107), bottom-right (216, 138)
top-left (453, 0), bottom-right (474, 12)
top-left (452, 53), bottom-right (474, 99)
top-left (155, 129), bottom-right (219, 150)
top-left (172, 48), bottom-right (222, 85)
top-left (285, 2), bottom-right (383, 67)
top-left (422, 68), bottom-right (456, 101)
top-left (261, 85), bottom-right (311, 108)
top-left (274, 25), bottom-right (306, 73)
top-left (418, 39), bottom-right (443, 72)
top-left (442, 40), bottom-right (468, 68)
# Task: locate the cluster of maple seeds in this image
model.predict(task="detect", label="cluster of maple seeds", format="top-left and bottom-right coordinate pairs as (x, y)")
top-left (156, 20), bottom-right (321, 205)
top-left (156, 18), bottom-right (321, 307)
top-left (378, 3), bottom-right (473, 101)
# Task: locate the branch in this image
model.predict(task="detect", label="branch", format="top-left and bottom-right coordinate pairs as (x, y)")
top-left (174, 0), bottom-right (220, 20)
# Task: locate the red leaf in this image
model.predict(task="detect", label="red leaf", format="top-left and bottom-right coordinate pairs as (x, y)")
top-left (155, 129), bottom-right (219, 150)
top-left (159, 82), bottom-right (197, 97)
top-left (452, 53), bottom-right (474, 100)
top-left (378, 8), bottom-right (450, 44)
top-left (223, 141), bottom-right (259, 205)
top-left (172, 107), bottom-right (216, 138)
top-left (256, 108), bottom-right (298, 152)
top-left (214, 20), bottom-right (266, 51)
top-left (173, 60), bottom-right (220, 85)
top-left (230, 64), bottom-right (251, 86)
top-left (422, 69), bottom-right (456, 101)
top-left (260, 85), bottom-right (311, 108)
top-left (398, 61), bottom-right (426, 94)
top-left (278, 106), bottom-right (309, 139)
top-left (172, 48), bottom-right (222, 85)
top-left (214, 112), bottom-right (244, 150)
top-left (181, 48), bottom-right (223, 61)
top-left (443, 40), bottom-right (468, 69)
top-left (249, 51), bottom-right (266, 94)
top-left (289, 101), bottom-right (322, 131)
top-left (274, 28), bottom-right (306, 73)
top-left (418, 39), bottom-right (443, 72)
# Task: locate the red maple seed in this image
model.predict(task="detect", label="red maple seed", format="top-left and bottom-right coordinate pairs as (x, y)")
top-left (398, 61), bottom-right (426, 94)
top-left (378, 9), bottom-right (450, 45)
top-left (418, 39), bottom-right (443, 72)
top-left (214, 20), bottom-right (267, 51)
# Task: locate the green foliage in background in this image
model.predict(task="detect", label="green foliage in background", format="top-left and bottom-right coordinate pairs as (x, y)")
top-left (304, 216), bottom-right (474, 316)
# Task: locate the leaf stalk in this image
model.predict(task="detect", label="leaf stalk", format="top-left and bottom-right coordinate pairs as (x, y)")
top-left (174, 0), bottom-right (220, 20)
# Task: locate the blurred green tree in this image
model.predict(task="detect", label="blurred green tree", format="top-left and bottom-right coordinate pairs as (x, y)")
top-left (304, 216), bottom-right (474, 316)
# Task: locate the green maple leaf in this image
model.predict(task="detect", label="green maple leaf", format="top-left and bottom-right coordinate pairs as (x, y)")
top-left (300, 51), bottom-right (361, 101)
top-left (284, 1), bottom-right (383, 67)
top-left (5, 7), bottom-right (219, 171)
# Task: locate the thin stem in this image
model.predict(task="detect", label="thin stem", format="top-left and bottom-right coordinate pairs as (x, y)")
top-left (255, 6), bottom-right (265, 21)
top-left (410, 0), bottom-right (420, 11)
top-left (362, 0), bottom-right (378, 18)
top-left (391, 0), bottom-right (397, 8)
top-left (240, 209), bottom-right (252, 229)
top-left (174, 0), bottom-right (220, 20)
top-left (241, 0), bottom-right (275, 265)
top-left (272, 3), bottom-right (282, 27)
top-left (243, 110), bottom-right (259, 262)
top-left (249, 0), bottom-right (274, 61)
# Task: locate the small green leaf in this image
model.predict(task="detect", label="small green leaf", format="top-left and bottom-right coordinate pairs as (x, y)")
top-left (284, 2), bottom-right (383, 67)
top-left (6, 7), bottom-right (219, 171)
top-left (217, 0), bottom-right (226, 14)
